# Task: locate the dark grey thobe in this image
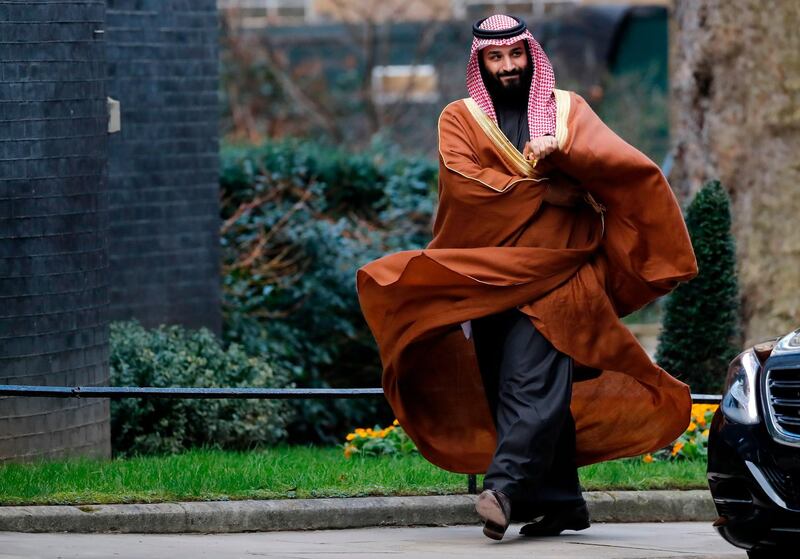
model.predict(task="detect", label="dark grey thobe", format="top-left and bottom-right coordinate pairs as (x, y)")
top-left (472, 308), bottom-right (586, 522)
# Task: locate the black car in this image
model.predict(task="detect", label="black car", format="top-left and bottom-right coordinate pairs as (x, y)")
top-left (708, 329), bottom-right (800, 557)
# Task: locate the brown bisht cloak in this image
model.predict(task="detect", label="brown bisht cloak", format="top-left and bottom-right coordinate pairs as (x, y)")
top-left (356, 89), bottom-right (698, 474)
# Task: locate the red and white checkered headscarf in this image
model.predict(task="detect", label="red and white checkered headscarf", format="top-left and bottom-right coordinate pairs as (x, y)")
top-left (466, 14), bottom-right (557, 138)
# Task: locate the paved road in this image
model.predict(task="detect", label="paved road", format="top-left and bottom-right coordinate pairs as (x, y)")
top-left (0, 522), bottom-right (745, 558)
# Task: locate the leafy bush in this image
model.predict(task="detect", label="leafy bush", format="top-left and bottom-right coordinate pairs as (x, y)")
top-left (220, 137), bottom-right (437, 444)
top-left (656, 180), bottom-right (741, 394)
top-left (110, 320), bottom-right (294, 456)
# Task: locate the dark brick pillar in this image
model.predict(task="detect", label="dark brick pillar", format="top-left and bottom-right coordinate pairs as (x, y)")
top-left (106, 0), bottom-right (222, 334)
top-left (0, 0), bottom-right (111, 461)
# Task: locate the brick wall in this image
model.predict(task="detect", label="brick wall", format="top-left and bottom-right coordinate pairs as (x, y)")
top-left (105, 0), bottom-right (222, 334)
top-left (0, 0), bottom-right (112, 461)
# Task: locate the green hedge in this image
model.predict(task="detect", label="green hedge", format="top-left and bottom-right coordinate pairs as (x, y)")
top-left (110, 321), bottom-right (293, 456)
top-left (220, 137), bottom-right (437, 444)
top-left (656, 180), bottom-right (741, 394)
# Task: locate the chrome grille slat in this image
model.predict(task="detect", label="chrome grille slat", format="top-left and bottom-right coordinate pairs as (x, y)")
top-left (769, 380), bottom-right (800, 388)
top-left (771, 398), bottom-right (800, 407)
top-left (775, 415), bottom-right (800, 426)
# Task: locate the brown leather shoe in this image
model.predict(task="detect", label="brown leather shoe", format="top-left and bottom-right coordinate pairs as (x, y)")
top-left (475, 489), bottom-right (512, 540)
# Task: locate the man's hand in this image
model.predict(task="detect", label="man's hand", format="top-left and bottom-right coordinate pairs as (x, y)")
top-left (523, 135), bottom-right (558, 161)
top-left (543, 183), bottom-right (585, 207)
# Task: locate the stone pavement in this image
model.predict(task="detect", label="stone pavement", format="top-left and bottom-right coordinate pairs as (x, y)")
top-left (0, 522), bottom-right (745, 558)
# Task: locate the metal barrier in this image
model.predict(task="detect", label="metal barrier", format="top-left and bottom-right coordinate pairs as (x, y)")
top-left (0, 386), bottom-right (384, 399)
top-left (0, 385), bottom-right (722, 495)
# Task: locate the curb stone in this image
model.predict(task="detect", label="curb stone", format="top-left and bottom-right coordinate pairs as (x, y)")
top-left (0, 490), bottom-right (716, 533)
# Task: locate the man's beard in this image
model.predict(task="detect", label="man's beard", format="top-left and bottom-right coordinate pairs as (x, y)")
top-left (479, 58), bottom-right (533, 105)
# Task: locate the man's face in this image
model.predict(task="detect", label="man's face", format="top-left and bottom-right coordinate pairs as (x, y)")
top-left (479, 40), bottom-right (529, 94)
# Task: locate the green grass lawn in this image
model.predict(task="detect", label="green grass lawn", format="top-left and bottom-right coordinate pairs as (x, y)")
top-left (0, 445), bottom-right (707, 506)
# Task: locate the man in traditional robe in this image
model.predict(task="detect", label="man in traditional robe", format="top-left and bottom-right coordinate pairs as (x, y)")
top-left (356, 14), bottom-right (698, 542)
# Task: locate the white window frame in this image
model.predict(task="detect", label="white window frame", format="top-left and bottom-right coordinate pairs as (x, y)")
top-left (371, 64), bottom-right (440, 105)
top-left (452, 0), bottom-right (578, 19)
top-left (218, 0), bottom-right (316, 26)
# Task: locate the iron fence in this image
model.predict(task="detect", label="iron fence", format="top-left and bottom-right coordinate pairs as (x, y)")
top-left (0, 385), bottom-right (722, 494)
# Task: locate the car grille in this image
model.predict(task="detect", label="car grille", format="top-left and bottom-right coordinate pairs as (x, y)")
top-left (760, 463), bottom-right (800, 509)
top-left (764, 367), bottom-right (800, 444)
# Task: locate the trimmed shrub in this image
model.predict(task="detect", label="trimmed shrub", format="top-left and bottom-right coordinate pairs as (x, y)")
top-left (220, 137), bottom-right (437, 444)
top-left (656, 180), bottom-right (741, 394)
top-left (110, 320), bottom-right (294, 456)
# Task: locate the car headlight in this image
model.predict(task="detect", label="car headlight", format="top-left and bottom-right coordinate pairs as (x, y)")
top-left (721, 349), bottom-right (760, 425)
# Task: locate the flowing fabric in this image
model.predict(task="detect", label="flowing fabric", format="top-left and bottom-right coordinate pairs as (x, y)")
top-left (356, 91), bottom-right (698, 474)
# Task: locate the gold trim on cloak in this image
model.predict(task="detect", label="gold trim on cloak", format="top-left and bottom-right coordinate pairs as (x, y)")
top-left (462, 97), bottom-right (537, 177)
top-left (437, 102), bottom-right (546, 193)
top-left (553, 88), bottom-right (571, 150)
top-left (462, 90), bottom-right (605, 233)
top-left (461, 88), bottom-right (572, 178)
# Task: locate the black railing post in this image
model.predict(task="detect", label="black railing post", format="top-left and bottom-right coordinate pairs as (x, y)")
top-left (468, 474), bottom-right (478, 494)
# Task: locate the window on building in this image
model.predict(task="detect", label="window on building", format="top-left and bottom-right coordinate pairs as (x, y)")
top-left (371, 65), bottom-right (439, 104)
top-left (219, 0), bottom-right (313, 27)
top-left (453, 0), bottom-right (579, 21)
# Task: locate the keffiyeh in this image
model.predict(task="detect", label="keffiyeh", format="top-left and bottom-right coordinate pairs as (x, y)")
top-left (466, 14), bottom-right (557, 138)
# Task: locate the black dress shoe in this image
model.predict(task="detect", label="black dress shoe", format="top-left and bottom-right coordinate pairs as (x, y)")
top-left (518, 501), bottom-right (590, 537)
top-left (475, 489), bottom-right (512, 540)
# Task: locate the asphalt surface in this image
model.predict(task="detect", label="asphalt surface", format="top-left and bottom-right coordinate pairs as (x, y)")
top-left (0, 522), bottom-right (745, 558)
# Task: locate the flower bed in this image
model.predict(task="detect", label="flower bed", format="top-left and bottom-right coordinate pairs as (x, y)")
top-left (643, 404), bottom-right (718, 462)
top-left (342, 419), bottom-right (418, 458)
top-left (343, 404), bottom-right (720, 462)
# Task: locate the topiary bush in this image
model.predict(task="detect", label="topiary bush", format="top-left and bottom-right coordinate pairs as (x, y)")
top-left (110, 320), bottom-right (294, 456)
top-left (220, 136), bottom-right (437, 445)
top-left (656, 180), bottom-right (741, 394)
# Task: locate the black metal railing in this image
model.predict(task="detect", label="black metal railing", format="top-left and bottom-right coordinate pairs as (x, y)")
top-left (0, 386), bottom-right (385, 399)
top-left (0, 384), bottom-right (721, 494)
